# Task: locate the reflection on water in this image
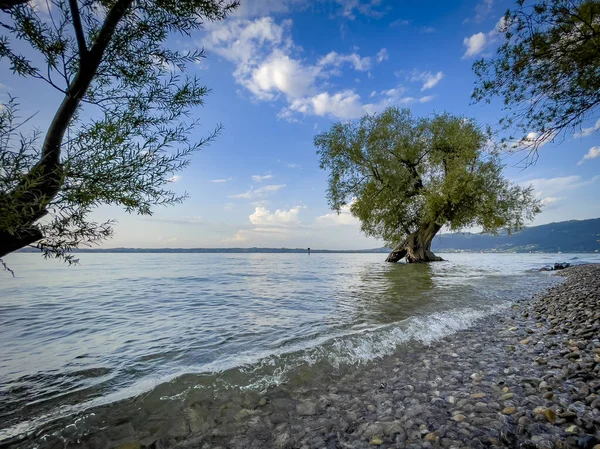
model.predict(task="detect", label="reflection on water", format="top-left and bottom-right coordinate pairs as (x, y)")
top-left (1, 252), bottom-right (597, 445)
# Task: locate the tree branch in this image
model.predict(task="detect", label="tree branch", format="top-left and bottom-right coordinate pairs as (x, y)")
top-left (68, 0), bottom-right (88, 60)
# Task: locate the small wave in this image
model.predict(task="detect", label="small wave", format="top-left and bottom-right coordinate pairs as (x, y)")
top-left (0, 302), bottom-right (508, 444)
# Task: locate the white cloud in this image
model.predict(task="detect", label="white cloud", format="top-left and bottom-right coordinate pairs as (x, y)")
top-left (575, 119), bottom-right (600, 138)
top-left (462, 17), bottom-right (506, 59)
top-left (167, 175), bottom-right (181, 183)
top-left (578, 146), bottom-right (600, 165)
top-left (288, 90), bottom-right (365, 120)
top-left (228, 184), bottom-right (286, 199)
top-left (287, 163), bottom-right (302, 168)
top-left (203, 17), bottom-right (291, 66)
top-left (463, 32), bottom-right (487, 58)
top-left (203, 18), bottom-right (372, 104)
top-left (252, 174), bottom-right (274, 182)
top-left (203, 17), bottom-right (430, 121)
top-left (317, 204), bottom-right (359, 226)
top-left (211, 177), bottom-right (232, 183)
top-left (376, 48), bottom-right (389, 63)
top-left (249, 49), bottom-right (319, 100)
top-left (286, 87), bottom-right (434, 120)
top-left (411, 70), bottom-right (444, 91)
top-left (420, 26), bottom-right (435, 33)
top-left (249, 206), bottom-right (302, 226)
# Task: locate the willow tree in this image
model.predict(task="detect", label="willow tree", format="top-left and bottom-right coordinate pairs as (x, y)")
top-left (472, 0), bottom-right (600, 155)
top-left (0, 0), bottom-right (238, 263)
top-left (315, 108), bottom-right (541, 263)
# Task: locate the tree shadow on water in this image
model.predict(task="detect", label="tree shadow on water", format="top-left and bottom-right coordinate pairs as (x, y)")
top-left (348, 262), bottom-right (438, 325)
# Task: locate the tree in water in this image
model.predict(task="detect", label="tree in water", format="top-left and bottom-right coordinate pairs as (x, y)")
top-left (0, 0), bottom-right (238, 263)
top-left (315, 108), bottom-right (541, 263)
top-left (472, 0), bottom-right (600, 160)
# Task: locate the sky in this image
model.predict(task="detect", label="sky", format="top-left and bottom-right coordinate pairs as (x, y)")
top-left (1, 0), bottom-right (600, 250)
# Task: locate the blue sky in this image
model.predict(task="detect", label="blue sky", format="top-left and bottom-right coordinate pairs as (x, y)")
top-left (2, 0), bottom-right (600, 249)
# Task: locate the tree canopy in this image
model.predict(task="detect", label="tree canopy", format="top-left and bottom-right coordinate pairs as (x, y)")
top-left (0, 0), bottom-right (238, 264)
top-left (472, 0), bottom-right (600, 155)
top-left (315, 107), bottom-right (541, 262)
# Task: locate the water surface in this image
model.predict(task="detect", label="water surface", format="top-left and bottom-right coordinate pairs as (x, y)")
top-left (1, 252), bottom-right (597, 444)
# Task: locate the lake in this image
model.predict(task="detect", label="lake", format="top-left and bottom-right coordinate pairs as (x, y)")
top-left (1, 252), bottom-right (598, 445)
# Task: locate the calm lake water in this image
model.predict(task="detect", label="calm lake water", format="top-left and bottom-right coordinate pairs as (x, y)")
top-left (1, 252), bottom-right (598, 445)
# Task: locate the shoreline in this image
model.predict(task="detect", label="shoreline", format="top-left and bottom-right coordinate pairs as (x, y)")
top-left (7, 265), bottom-right (600, 449)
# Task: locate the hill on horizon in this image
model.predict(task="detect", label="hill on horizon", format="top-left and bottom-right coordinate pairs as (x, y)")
top-left (432, 217), bottom-right (600, 253)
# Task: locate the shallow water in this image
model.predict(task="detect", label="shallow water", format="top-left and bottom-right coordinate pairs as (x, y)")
top-left (1, 252), bottom-right (598, 444)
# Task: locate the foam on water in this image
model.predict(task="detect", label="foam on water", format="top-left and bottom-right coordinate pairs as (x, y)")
top-left (0, 300), bottom-right (519, 443)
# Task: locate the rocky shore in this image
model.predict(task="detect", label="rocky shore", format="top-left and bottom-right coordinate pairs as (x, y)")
top-left (9, 265), bottom-right (600, 449)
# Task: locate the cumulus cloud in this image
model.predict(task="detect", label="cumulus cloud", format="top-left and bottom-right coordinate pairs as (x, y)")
top-left (202, 17), bottom-right (432, 121)
top-left (286, 87), bottom-right (434, 120)
top-left (167, 175), bottom-right (181, 183)
top-left (463, 32), bottom-right (487, 58)
top-left (252, 174), bottom-right (274, 182)
top-left (376, 48), bottom-right (389, 63)
top-left (287, 163), bottom-right (302, 168)
top-left (211, 177), bottom-right (232, 183)
top-left (228, 184), bottom-right (286, 199)
top-left (317, 204), bottom-right (359, 226)
top-left (249, 206), bottom-right (302, 226)
top-left (578, 146), bottom-right (600, 165)
top-left (462, 17), bottom-right (507, 59)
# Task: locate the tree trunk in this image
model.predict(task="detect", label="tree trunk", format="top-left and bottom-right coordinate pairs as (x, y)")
top-left (386, 222), bottom-right (443, 263)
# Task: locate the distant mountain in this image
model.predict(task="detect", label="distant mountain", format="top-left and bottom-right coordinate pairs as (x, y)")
top-left (15, 218), bottom-right (600, 254)
top-left (432, 218), bottom-right (600, 253)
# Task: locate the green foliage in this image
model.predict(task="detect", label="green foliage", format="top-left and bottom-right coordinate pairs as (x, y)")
top-left (472, 0), bottom-right (600, 154)
top-left (0, 0), bottom-right (238, 261)
top-left (315, 107), bottom-right (541, 248)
